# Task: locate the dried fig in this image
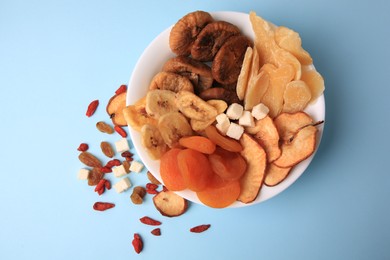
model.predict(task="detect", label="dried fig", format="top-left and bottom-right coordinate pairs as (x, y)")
top-left (169, 11), bottom-right (214, 56)
top-left (149, 71), bottom-right (194, 93)
top-left (162, 56), bottom-right (213, 94)
top-left (212, 35), bottom-right (253, 85)
top-left (199, 87), bottom-right (241, 105)
top-left (191, 21), bottom-right (241, 62)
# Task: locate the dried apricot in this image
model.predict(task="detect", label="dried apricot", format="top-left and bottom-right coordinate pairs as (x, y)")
top-left (177, 149), bottom-right (214, 192)
top-left (178, 136), bottom-right (216, 154)
top-left (197, 179), bottom-right (241, 208)
top-left (160, 148), bottom-right (186, 191)
top-left (208, 147), bottom-right (247, 181)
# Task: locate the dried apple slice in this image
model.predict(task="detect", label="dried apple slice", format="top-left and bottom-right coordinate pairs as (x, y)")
top-left (107, 92), bottom-right (127, 126)
top-left (264, 163), bottom-right (292, 186)
top-left (238, 133), bottom-right (267, 203)
top-left (153, 190), bottom-right (188, 217)
top-left (273, 112), bottom-right (313, 142)
top-left (252, 116), bottom-right (281, 162)
top-left (274, 125), bottom-right (317, 168)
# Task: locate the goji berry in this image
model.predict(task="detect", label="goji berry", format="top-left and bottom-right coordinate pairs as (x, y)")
top-left (100, 166), bottom-right (112, 173)
top-left (146, 183), bottom-right (158, 191)
top-left (132, 233), bottom-right (143, 254)
top-left (115, 84), bottom-right (127, 95)
top-left (86, 100), bottom-right (99, 117)
top-left (190, 224), bottom-right (211, 233)
top-left (94, 179), bottom-right (106, 192)
top-left (104, 180), bottom-right (111, 190)
top-left (121, 151), bottom-right (133, 158)
top-left (105, 159), bottom-right (121, 168)
top-left (151, 228), bottom-right (161, 236)
top-left (146, 189), bottom-right (158, 195)
top-left (97, 187), bottom-right (105, 195)
top-left (114, 125), bottom-right (127, 138)
top-left (139, 216), bottom-right (161, 226)
top-left (77, 143), bottom-right (89, 152)
top-left (93, 202), bottom-right (115, 211)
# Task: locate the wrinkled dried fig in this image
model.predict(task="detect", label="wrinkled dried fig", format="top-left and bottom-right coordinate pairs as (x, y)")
top-left (191, 21), bottom-right (241, 62)
top-left (199, 87), bottom-right (240, 105)
top-left (162, 56), bottom-right (213, 94)
top-left (212, 35), bottom-right (253, 85)
top-left (169, 11), bottom-right (214, 56)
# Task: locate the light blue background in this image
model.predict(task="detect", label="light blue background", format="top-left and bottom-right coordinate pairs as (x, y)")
top-left (1, 0), bottom-right (389, 259)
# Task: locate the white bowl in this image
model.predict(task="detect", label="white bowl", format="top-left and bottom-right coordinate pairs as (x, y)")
top-left (126, 11), bottom-right (325, 208)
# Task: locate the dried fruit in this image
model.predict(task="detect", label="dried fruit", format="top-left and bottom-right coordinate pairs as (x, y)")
top-left (107, 92), bottom-right (127, 126)
top-left (146, 183), bottom-right (158, 191)
top-left (93, 202), bottom-right (115, 211)
top-left (96, 121), bottom-right (114, 134)
top-left (151, 228), bottom-right (161, 236)
top-left (130, 186), bottom-right (146, 205)
top-left (79, 152), bottom-right (102, 168)
top-left (123, 161), bottom-right (131, 173)
top-left (100, 141), bottom-right (115, 158)
top-left (153, 190), bottom-right (188, 217)
top-left (139, 216), bottom-right (162, 226)
top-left (100, 166), bottom-right (112, 173)
top-left (88, 167), bottom-right (104, 186)
top-left (132, 233), bottom-right (143, 254)
top-left (105, 159), bottom-right (121, 168)
top-left (115, 84), bottom-right (127, 95)
top-left (77, 143), bottom-right (89, 152)
top-left (86, 99), bottom-right (99, 117)
top-left (114, 125), bottom-right (127, 138)
top-left (190, 224), bottom-right (211, 233)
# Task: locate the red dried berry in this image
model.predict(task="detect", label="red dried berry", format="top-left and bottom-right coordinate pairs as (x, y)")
top-left (93, 202), bottom-right (115, 211)
top-left (151, 228), bottom-right (161, 236)
top-left (86, 100), bottom-right (99, 117)
top-left (115, 84), bottom-right (127, 95)
top-left (190, 224), bottom-right (211, 233)
top-left (77, 143), bottom-right (89, 152)
top-left (132, 233), bottom-right (143, 254)
top-left (114, 125), bottom-right (127, 138)
top-left (140, 216), bottom-right (161, 226)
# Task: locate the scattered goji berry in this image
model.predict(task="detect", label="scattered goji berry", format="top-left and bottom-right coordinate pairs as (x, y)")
top-left (132, 233), bottom-right (143, 254)
top-left (140, 216), bottom-right (161, 226)
top-left (114, 125), bottom-right (127, 138)
top-left (104, 180), bottom-right (111, 190)
top-left (190, 224), bottom-right (211, 233)
top-left (97, 187), bottom-right (104, 195)
top-left (93, 202), bottom-right (115, 211)
top-left (100, 166), bottom-right (112, 173)
top-left (86, 99), bottom-right (99, 117)
top-left (94, 179), bottom-right (107, 192)
top-left (146, 183), bottom-right (158, 191)
top-left (105, 159), bottom-right (121, 168)
top-left (146, 189), bottom-right (158, 195)
top-left (151, 228), bottom-right (161, 236)
top-left (115, 84), bottom-right (127, 95)
top-left (77, 143), bottom-right (89, 152)
top-left (121, 151), bottom-right (133, 158)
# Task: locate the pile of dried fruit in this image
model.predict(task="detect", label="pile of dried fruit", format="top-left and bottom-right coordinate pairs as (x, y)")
top-left (77, 84), bottom-right (211, 254)
top-left (124, 11), bottom-right (325, 208)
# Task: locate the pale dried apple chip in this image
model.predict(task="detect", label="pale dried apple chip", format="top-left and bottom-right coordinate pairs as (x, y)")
top-left (236, 46), bottom-right (253, 101)
top-left (264, 163), bottom-right (292, 186)
top-left (251, 115), bottom-right (281, 162)
top-left (275, 26), bottom-right (313, 65)
top-left (274, 125), bottom-right (317, 168)
top-left (282, 80), bottom-right (311, 113)
top-left (301, 66), bottom-right (325, 103)
top-left (273, 112), bottom-right (313, 142)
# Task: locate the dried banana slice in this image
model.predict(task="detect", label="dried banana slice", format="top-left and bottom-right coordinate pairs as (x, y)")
top-left (176, 90), bottom-right (217, 121)
top-left (145, 89), bottom-right (178, 119)
top-left (141, 124), bottom-right (168, 160)
top-left (158, 112), bottom-right (193, 148)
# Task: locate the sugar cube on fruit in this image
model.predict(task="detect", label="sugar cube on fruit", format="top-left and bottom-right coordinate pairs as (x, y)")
top-left (226, 122), bottom-right (244, 140)
top-left (114, 177), bottom-right (132, 193)
top-left (251, 103), bottom-right (269, 120)
top-left (239, 111), bottom-right (255, 127)
top-left (226, 103), bottom-right (244, 120)
top-left (130, 161), bottom-right (144, 173)
top-left (112, 164), bottom-right (127, 178)
top-left (115, 138), bottom-right (130, 153)
top-left (78, 168), bottom-right (90, 180)
top-left (215, 113), bottom-right (230, 135)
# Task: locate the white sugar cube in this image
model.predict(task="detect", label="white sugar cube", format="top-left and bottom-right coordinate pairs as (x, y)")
top-left (78, 168), bottom-right (90, 180)
top-left (226, 103), bottom-right (244, 120)
top-left (226, 122), bottom-right (244, 140)
top-left (215, 113), bottom-right (230, 135)
top-left (113, 177), bottom-right (132, 193)
top-left (115, 138), bottom-right (130, 153)
top-left (130, 161), bottom-right (144, 173)
top-left (251, 103), bottom-right (269, 120)
top-left (239, 110), bottom-right (255, 127)
top-left (112, 164), bottom-right (127, 178)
